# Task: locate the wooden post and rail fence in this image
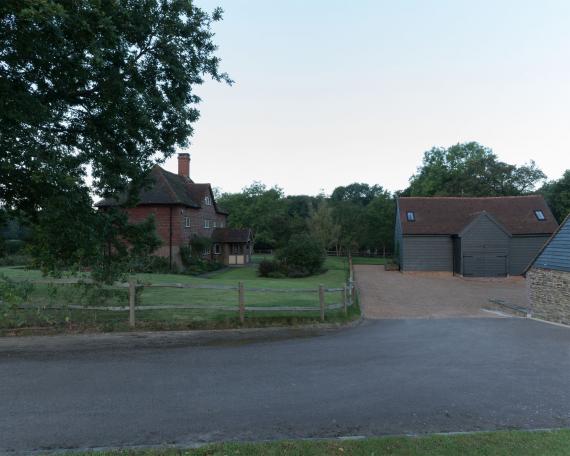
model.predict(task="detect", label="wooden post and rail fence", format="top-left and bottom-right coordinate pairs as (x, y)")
top-left (13, 272), bottom-right (358, 328)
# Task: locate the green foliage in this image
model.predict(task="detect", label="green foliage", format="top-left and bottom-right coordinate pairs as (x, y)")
top-left (30, 202), bottom-right (162, 283)
top-left (276, 234), bottom-right (325, 278)
top-left (540, 170), bottom-right (570, 222)
top-left (331, 183), bottom-right (388, 205)
top-left (0, 1), bottom-right (228, 280)
top-left (218, 182), bottom-right (311, 250)
top-left (405, 142), bottom-right (546, 197)
top-left (257, 259), bottom-right (285, 278)
top-left (0, 274), bottom-right (35, 327)
top-left (308, 201), bottom-right (340, 251)
top-left (4, 239), bottom-right (25, 255)
top-left (180, 236), bottom-right (222, 275)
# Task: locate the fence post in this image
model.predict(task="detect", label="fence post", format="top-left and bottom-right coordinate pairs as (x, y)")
top-left (319, 284), bottom-right (325, 322)
top-left (128, 278), bottom-right (136, 328)
top-left (351, 279), bottom-right (356, 305)
top-left (238, 281), bottom-right (245, 324)
top-left (348, 254), bottom-right (353, 281)
top-left (342, 284), bottom-right (348, 315)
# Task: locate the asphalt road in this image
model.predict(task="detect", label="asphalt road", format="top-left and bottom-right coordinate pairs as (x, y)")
top-left (2, 318), bottom-right (570, 453)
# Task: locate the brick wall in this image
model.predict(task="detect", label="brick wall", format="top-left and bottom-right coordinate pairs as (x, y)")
top-left (125, 203), bottom-right (228, 265)
top-left (527, 267), bottom-right (570, 324)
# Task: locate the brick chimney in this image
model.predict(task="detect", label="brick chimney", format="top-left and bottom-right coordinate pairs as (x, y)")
top-left (178, 153), bottom-right (190, 178)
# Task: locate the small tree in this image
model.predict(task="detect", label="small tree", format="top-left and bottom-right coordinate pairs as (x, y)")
top-left (309, 201), bottom-right (340, 253)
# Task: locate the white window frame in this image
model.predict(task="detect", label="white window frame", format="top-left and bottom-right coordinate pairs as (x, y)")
top-left (184, 216), bottom-right (191, 228)
top-left (214, 243), bottom-right (221, 255)
top-left (213, 220), bottom-right (217, 228)
top-left (203, 247), bottom-right (211, 255)
top-left (204, 219), bottom-right (210, 229)
top-left (204, 196), bottom-right (212, 206)
top-left (219, 221), bottom-right (224, 228)
top-left (406, 211), bottom-right (415, 222)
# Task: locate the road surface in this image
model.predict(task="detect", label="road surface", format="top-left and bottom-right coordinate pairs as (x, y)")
top-left (2, 318), bottom-right (570, 453)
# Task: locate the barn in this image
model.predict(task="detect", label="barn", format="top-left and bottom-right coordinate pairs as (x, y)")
top-left (394, 196), bottom-right (558, 277)
top-left (525, 215), bottom-right (570, 324)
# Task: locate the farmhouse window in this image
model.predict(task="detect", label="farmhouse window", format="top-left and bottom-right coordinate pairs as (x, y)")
top-left (214, 244), bottom-right (221, 255)
top-left (406, 211), bottom-right (415, 222)
top-left (204, 219), bottom-right (210, 229)
top-left (205, 196), bottom-right (212, 205)
top-left (203, 247), bottom-right (211, 255)
top-left (184, 216), bottom-right (191, 227)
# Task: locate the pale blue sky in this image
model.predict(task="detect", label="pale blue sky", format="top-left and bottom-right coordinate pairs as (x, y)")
top-left (164, 0), bottom-right (570, 195)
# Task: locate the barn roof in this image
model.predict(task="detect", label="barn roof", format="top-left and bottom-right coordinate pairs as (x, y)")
top-left (212, 228), bottom-right (251, 243)
top-left (95, 165), bottom-right (228, 214)
top-left (398, 196), bottom-right (558, 236)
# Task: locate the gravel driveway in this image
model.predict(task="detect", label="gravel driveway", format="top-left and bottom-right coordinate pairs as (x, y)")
top-left (355, 265), bottom-right (527, 319)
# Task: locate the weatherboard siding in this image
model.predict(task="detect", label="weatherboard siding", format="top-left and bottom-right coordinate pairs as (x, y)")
top-left (509, 236), bottom-right (550, 275)
top-left (401, 236), bottom-right (453, 272)
top-left (461, 215), bottom-right (510, 277)
top-left (533, 220), bottom-right (570, 272)
top-left (394, 206), bottom-right (404, 266)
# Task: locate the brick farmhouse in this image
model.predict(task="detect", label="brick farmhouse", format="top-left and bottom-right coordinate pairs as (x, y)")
top-left (525, 214), bottom-right (570, 324)
top-left (96, 153), bottom-right (252, 268)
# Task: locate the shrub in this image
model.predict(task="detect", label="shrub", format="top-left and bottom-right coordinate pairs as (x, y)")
top-left (276, 234), bottom-right (325, 278)
top-left (4, 239), bottom-right (25, 255)
top-left (0, 255), bottom-right (31, 267)
top-left (258, 259), bottom-right (283, 278)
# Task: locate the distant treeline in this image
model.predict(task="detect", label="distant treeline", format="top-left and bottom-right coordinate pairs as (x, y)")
top-left (216, 142), bottom-right (570, 254)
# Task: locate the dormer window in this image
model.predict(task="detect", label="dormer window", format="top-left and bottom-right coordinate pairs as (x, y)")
top-left (406, 211), bottom-right (415, 222)
top-left (204, 196), bottom-right (212, 206)
top-left (534, 210), bottom-right (546, 221)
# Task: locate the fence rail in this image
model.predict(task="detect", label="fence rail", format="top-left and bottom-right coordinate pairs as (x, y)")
top-left (11, 276), bottom-right (358, 327)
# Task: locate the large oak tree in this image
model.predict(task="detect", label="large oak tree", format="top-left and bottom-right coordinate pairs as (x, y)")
top-left (0, 0), bottom-right (229, 278)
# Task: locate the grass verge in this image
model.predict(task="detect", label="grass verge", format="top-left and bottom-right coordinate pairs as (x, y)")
top-left (0, 257), bottom-right (360, 334)
top-left (43, 430), bottom-right (570, 456)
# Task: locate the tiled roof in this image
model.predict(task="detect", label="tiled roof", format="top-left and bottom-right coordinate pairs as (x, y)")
top-left (212, 228), bottom-right (251, 243)
top-left (398, 196), bottom-right (558, 236)
top-left (96, 165), bottom-right (227, 214)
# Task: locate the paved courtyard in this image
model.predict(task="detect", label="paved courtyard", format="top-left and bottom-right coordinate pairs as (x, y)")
top-left (355, 265), bottom-right (527, 319)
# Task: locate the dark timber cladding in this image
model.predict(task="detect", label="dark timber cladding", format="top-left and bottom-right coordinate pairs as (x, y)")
top-left (395, 196), bottom-right (558, 277)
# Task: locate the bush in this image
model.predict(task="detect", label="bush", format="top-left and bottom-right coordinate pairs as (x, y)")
top-left (4, 239), bottom-right (25, 255)
top-left (276, 234), bottom-right (325, 278)
top-left (258, 259), bottom-right (284, 278)
top-left (0, 255), bottom-right (31, 267)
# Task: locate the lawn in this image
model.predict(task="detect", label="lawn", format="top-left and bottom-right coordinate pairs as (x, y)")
top-left (0, 256), bottom-right (358, 333)
top-left (351, 256), bottom-right (388, 265)
top-left (46, 430), bottom-right (570, 456)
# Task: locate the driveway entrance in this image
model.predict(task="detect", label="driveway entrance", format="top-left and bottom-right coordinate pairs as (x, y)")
top-left (355, 265), bottom-right (527, 319)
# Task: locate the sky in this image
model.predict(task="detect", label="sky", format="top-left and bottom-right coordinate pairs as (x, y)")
top-left (162, 0), bottom-right (570, 196)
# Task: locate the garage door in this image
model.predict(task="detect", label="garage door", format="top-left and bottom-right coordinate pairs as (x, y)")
top-left (463, 254), bottom-right (507, 277)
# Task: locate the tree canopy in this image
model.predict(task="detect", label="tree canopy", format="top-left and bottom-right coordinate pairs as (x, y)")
top-left (405, 142), bottom-right (546, 197)
top-left (540, 170), bottom-right (570, 222)
top-left (0, 0), bottom-right (229, 279)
